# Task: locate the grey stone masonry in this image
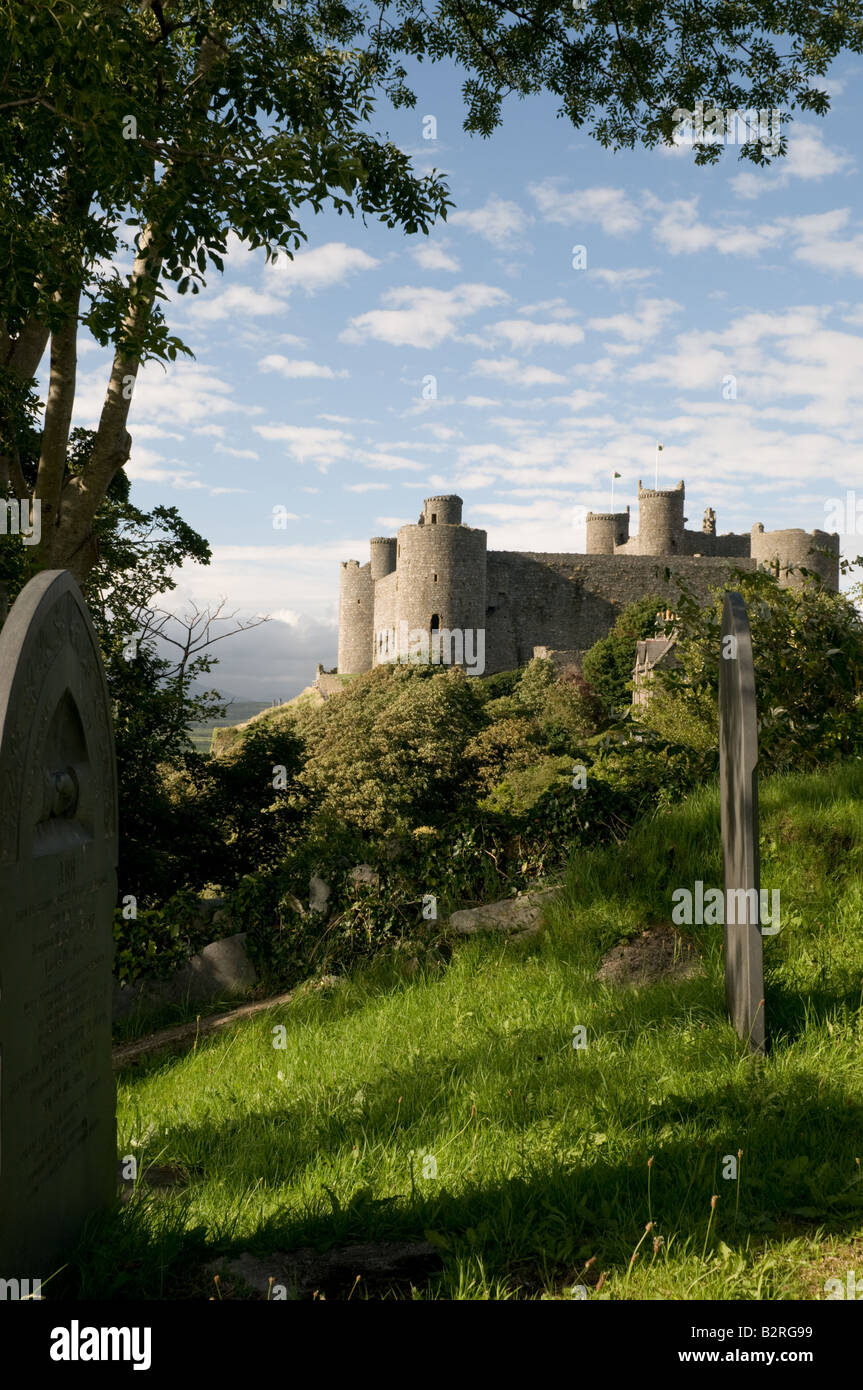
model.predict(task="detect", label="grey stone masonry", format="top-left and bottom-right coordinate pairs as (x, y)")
top-left (336, 485), bottom-right (841, 676)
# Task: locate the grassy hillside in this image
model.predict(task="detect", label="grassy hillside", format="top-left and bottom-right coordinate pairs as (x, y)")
top-left (82, 761), bottom-right (863, 1299)
top-left (187, 698), bottom-right (273, 753)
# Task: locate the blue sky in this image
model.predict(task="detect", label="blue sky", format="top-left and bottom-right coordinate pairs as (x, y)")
top-left (67, 54), bottom-right (863, 700)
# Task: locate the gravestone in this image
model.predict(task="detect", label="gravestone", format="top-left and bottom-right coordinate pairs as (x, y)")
top-left (0, 570), bottom-right (117, 1278)
top-left (719, 591), bottom-right (765, 1054)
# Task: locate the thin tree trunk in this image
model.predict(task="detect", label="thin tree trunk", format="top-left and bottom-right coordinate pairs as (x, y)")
top-left (53, 30), bottom-right (227, 580)
top-left (55, 223), bottom-right (165, 580)
top-left (34, 290), bottom-right (81, 568)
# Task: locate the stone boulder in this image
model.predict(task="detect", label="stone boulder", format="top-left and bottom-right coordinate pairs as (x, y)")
top-left (113, 932), bottom-right (258, 1020)
top-left (309, 874), bottom-right (331, 915)
top-left (448, 887), bottom-right (557, 941)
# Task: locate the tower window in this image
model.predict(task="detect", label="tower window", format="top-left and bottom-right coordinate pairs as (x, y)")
top-left (357, 598), bottom-right (361, 605)
top-left (431, 513), bottom-right (437, 524)
top-left (430, 613), bottom-right (440, 631)
top-left (433, 573), bottom-right (438, 582)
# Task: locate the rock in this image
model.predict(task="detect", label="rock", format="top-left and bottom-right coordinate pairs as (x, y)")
top-left (195, 934), bottom-right (258, 991)
top-left (595, 924), bottom-right (703, 987)
top-left (448, 887), bottom-right (557, 940)
top-left (309, 874), bottom-right (331, 914)
top-left (280, 893), bottom-right (307, 919)
top-left (348, 863), bottom-right (380, 890)
top-left (207, 1240), bottom-right (443, 1299)
top-left (112, 932), bottom-right (258, 1020)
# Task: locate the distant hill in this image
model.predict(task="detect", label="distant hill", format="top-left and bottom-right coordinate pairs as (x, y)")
top-left (187, 697), bottom-right (274, 753)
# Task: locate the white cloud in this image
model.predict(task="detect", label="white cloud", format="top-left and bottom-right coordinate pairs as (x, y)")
top-left (552, 389), bottom-right (606, 411)
top-left (591, 267), bottom-right (655, 289)
top-left (186, 284), bottom-right (280, 322)
top-left (259, 355), bottom-right (349, 380)
top-left (268, 241), bottom-right (380, 292)
top-left (342, 283), bottom-right (509, 349)
top-left (490, 319), bottom-right (585, 349)
top-left (516, 298), bottom-right (577, 320)
top-left (71, 361), bottom-right (258, 435)
top-left (215, 444), bottom-right (260, 460)
top-left (361, 452), bottom-right (423, 472)
top-left (471, 357), bottom-right (568, 386)
top-left (782, 208), bottom-right (863, 276)
top-left (731, 124), bottom-right (854, 198)
top-left (345, 482), bottom-right (389, 492)
top-left (412, 242), bottom-right (461, 272)
top-left (588, 298), bottom-right (682, 345)
top-left (450, 196), bottom-right (533, 248)
top-left (648, 195), bottom-right (784, 257)
top-left (125, 445), bottom-right (204, 491)
top-left (253, 423), bottom-right (353, 469)
top-left (530, 181), bottom-right (642, 236)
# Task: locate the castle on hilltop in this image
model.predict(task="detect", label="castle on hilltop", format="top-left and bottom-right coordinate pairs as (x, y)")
top-left (337, 482), bottom-right (840, 676)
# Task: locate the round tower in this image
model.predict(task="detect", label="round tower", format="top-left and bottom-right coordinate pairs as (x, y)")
top-left (638, 479), bottom-right (685, 555)
top-left (421, 495), bottom-right (463, 526)
top-left (395, 513), bottom-right (486, 666)
top-left (337, 560), bottom-right (373, 673)
top-left (586, 507), bottom-right (631, 554)
top-left (369, 536), bottom-right (397, 581)
top-left (750, 524), bottom-right (840, 591)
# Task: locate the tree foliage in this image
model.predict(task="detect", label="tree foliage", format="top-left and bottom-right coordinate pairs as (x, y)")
top-left (2, 0), bottom-right (861, 573)
top-left (642, 567), bottom-right (863, 771)
top-left (581, 592), bottom-right (667, 713)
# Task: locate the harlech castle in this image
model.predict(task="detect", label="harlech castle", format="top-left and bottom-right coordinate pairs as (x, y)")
top-left (336, 481), bottom-right (840, 676)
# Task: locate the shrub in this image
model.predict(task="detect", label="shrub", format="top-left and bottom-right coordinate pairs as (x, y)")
top-left (645, 568), bottom-right (863, 773)
top-left (294, 664), bottom-right (485, 833)
top-left (581, 594), bottom-right (667, 714)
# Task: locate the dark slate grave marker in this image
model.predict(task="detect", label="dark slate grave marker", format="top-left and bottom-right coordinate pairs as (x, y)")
top-left (719, 590), bottom-right (765, 1054)
top-left (0, 571), bottom-right (117, 1277)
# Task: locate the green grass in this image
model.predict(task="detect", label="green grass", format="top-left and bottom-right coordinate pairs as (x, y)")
top-left (68, 761), bottom-right (863, 1299)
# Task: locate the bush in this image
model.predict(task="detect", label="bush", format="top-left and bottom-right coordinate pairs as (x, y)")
top-left (581, 594), bottom-right (667, 714)
top-left (644, 568), bottom-right (863, 773)
top-left (294, 664), bottom-right (485, 833)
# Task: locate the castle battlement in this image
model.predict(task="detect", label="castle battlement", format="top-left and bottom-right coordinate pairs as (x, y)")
top-left (336, 484), bottom-right (841, 675)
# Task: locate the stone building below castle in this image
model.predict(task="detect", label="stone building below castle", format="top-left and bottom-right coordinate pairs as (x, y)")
top-left (337, 483), bottom-right (840, 676)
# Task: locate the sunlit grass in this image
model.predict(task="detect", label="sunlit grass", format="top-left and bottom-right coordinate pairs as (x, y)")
top-left (68, 761), bottom-right (863, 1299)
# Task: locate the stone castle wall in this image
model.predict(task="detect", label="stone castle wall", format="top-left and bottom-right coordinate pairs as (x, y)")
top-left (336, 489), bottom-right (841, 675)
top-left (483, 551), bottom-right (758, 673)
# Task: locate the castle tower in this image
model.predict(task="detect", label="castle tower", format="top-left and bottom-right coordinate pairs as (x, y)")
top-left (420, 495), bottom-right (463, 526)
top-left (638, 479), bottom-right (685, 555)
top-left (369, 536), bottom-right (397, 581)
top-left (337, 559), bottom-right (373, 673)
top-left (586, 507), bottom-right (631, 554)
top-left (395, 495), bottom-right (486, 665)
top-left (750, 524), bottom-right (840, 591)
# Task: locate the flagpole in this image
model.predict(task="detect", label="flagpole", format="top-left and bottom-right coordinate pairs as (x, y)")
top-left (655, 441), bottom-right (663, 489)
top-left (611, 471), bottom-right (615, 514)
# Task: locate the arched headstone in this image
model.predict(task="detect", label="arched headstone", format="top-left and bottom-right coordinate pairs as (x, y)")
top-left (719, 591), bottom-right (765, 1054)
top-left (0, 571), bottom-right (117, 1277)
